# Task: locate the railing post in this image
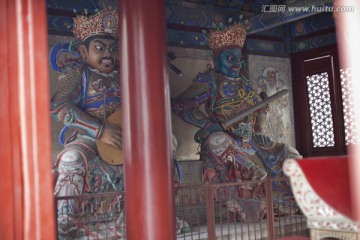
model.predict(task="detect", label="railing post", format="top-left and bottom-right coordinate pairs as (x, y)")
top-left (206, 182), bottom-right (216, 240)
top-left (265, 178), bottom-right (275, 240)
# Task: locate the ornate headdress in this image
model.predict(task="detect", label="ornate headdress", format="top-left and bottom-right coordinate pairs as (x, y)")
top-left (73, 8), bottom-right (118, 42)
top-left (208, 23), bottom-right (246, 50)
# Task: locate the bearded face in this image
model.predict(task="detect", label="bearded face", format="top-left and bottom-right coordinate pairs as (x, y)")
top-left (80, 38), bottom-right (118, 74)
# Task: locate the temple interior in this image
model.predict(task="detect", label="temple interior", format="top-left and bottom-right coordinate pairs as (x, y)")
top-left (48, 0), bottom-right (350, 179)
top-left (1, 0), bottom-right (360, 239)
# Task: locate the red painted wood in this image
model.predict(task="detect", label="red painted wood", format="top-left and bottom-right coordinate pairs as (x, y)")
top-left (0, 0), bottom-right (56, 239)
top-left (297, 156), bottom-right (351, 219)
top-left (0, 1), bottom-right (17, 239)
top-left (119, 0), bottom-right (176, 239)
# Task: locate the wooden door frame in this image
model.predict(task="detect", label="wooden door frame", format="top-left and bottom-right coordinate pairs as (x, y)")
top-left (291, 44), bottom-right (347, 157)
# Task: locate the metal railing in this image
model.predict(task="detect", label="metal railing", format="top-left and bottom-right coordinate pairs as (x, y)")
top-left (174, 178), bottom-right (308, 240)
top-left (55, 192), bottom-right (126, 239)
top-left (55, 178), bottom-right (308, 239)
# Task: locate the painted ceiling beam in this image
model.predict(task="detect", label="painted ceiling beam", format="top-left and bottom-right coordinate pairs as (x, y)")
top-left (246, 0), bottom-right (333, 35)
top-left (47, 0), bottom-right (333, 37)
top-left (165, 0), bottom-right (254, 30)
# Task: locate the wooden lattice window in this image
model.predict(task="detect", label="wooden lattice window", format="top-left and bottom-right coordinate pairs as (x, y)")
top-left (291, 46), bottom-right (347, 157)
top-left (306, 72), bottom-right (335, 147)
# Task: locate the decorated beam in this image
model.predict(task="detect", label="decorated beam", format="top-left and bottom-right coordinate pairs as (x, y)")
top-left (291, 32), bottom-right (337, 53)
top-left (246, 0), bottom-right (333, 35)
top-left (47, 0), bottom-right (336, 55)
top-left (288, 12), bottom-right (334, 38)
top-left (165, 0), bottom-right (253, 28)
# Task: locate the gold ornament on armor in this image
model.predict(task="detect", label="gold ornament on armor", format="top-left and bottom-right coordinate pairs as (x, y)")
top-left (215, 89), bottom-right (255, 114)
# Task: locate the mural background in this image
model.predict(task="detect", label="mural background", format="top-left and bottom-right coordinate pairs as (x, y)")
top-left (248, 54), bottom-right (296, 147)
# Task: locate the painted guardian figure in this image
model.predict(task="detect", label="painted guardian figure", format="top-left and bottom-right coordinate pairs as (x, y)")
top-left (50, 8), bottom-right (124, 237)
top-left (172, 22), bottom-right (301, 221)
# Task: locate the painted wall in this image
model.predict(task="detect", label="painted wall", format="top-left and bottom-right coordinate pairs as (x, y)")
top-left (248, 54), bottom-right (296, 147)
top-left (169, 57), bottom-right (213, 160)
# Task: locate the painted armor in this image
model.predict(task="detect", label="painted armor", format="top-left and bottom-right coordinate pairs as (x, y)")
top-left (51, 63), bottom-right (124, 212)
top-left (172, 67), bottom-right (301, 221)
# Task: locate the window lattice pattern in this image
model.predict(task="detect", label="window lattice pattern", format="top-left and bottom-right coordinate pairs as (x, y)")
top-left (340, 68), bottom-right (358, 145)
top-left (306, 72), bottom-right (335, 147)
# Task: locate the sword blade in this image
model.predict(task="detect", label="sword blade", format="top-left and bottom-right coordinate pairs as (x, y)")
top-left (222, 89), bottom-right (289, 128)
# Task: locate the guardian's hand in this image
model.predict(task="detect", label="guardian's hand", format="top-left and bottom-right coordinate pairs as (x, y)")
top-left (98, 123), bottom-right (122, 149)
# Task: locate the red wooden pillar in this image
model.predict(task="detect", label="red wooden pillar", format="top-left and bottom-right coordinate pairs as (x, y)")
top-left (334, 0), bottom-right (360, 222)
top-left (0, 0), bottom-right (56, 239)
top-left (119, 0), bottom-right (176, 239)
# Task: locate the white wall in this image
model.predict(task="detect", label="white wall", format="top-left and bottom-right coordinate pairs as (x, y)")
top-left (169, 57), bottom-right (213, 160)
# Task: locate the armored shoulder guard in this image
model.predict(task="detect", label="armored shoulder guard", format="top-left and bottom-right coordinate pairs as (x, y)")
top-left (51, 63), bottom-right (83, 106)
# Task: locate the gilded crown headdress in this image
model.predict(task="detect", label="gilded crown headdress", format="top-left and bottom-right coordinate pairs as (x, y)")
top-left (208, 23), bottom-right (246, 50)
top-left (73, 8), bottom-right (118, 42)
